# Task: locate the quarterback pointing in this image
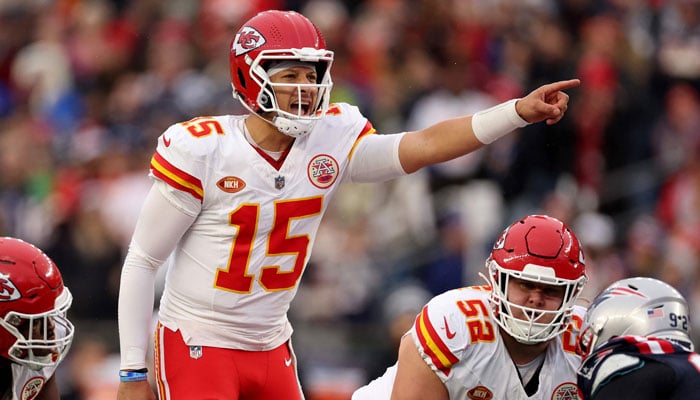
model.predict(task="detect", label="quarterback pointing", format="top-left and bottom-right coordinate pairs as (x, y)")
top-left (353, 215), bottom-right (588, 399)
top-left (116, 9), bottom-right (580, 400)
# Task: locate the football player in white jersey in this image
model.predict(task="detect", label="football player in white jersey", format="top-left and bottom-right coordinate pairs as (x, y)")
top-left (353, 214), bottom-right (588, 400)
top-left (116, 9), bottom-right (580, 400)
top-left (0, 237), bottom-right (74, 400)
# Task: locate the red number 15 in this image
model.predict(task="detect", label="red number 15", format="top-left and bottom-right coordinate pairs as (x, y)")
top-left (214, 197), bottom-right (323, 293)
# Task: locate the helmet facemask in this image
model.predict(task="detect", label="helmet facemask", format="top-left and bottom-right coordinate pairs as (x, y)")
top-left (238, 47), bottom-right (334, 138)
top-left (576, 318), bottom-right (604, 359)
top-left (1, 288), bottom-right (74, 370)
top-left (487, 259), bottom-right (586, 345)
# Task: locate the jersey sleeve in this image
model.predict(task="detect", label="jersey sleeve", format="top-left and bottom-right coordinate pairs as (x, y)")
top-left (149, 121), bottom-right (211, 214)
top-left (410, 287), bottom-right (492, 379)
top-left (346, 131), bottom-right (406, 182)
top-left (329, 102), bottom-right (407, 183)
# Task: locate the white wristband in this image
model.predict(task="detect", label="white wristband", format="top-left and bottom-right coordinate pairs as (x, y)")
top-left (471, 99), bottom-right (529, 144)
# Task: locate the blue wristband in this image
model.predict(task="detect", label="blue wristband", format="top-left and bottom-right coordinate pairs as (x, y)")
top-left (119, 370), bottom-right (148, 382)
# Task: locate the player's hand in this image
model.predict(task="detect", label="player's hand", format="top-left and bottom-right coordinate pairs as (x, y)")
top-left (516, 79), bottom-right (581, 125)
top-left (117, 380), bottom-right (156, 400)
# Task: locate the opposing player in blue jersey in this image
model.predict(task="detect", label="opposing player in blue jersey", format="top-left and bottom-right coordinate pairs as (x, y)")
top-left (577, 277), bottom-right (700, 399)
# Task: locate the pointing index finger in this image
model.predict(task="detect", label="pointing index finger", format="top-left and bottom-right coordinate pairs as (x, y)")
top-left (544, 79), bottom-right (581, 93)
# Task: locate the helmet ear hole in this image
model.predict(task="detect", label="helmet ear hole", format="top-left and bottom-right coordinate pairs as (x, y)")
top-left (259, 90), bottom-right (272, 109)
top-left (237, 68), bottom-right (247, 89)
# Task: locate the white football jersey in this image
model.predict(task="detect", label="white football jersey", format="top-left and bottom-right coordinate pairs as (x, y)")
top-left (3, 363), bottom-right (56, 400)
top-left (150, 103), bottom-right (377, 350)
top-left (2, 322), bottom-right (71, 400)
top-left (354, 286), bottom-right (584, 400)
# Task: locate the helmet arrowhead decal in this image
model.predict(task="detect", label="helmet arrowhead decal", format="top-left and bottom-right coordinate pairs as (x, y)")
top-left (0, 275), bottom-right (20, 301)
top-left (233, 26), bottom-right (266, 56)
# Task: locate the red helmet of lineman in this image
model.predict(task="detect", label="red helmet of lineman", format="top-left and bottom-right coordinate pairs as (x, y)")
top-left (0, 237), bottom-right (74, 370)
top-left (229, 10), bottom-right (334, 138)
top-left (485, 215), bottom-right (587, 344)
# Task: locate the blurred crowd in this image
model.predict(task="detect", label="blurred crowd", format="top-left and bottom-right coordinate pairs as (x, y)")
top-left (0, 0), bottom-right (699, 398)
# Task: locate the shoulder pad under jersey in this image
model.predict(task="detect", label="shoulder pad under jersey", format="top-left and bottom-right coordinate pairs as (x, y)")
top-left (591, 353), bottom-right (643, 396)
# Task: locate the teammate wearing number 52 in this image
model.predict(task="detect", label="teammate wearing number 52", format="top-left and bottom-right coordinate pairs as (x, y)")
top-left (353, 214), bottom-right (588, 399)
top-left (116, 9), bottom-right (580, 400)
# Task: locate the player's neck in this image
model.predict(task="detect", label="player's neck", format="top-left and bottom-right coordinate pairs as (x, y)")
top-left (245, 115), bottom-right (294, 152)
top-left (501, 328), bottom-right (550, 365)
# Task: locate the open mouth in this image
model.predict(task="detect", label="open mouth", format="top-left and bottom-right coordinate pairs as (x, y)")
top-left (290, 102), bottom-right (311, 116)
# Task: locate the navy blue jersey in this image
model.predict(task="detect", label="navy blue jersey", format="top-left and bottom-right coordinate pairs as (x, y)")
top-left (578, 336), bottom-right (700, 399)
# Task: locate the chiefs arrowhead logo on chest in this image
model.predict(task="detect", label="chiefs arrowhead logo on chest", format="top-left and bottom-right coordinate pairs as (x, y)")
top-left (217, 176), bottom-right (246, 193)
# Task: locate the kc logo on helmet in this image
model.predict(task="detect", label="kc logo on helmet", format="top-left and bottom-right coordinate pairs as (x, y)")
top-left (233, 27), bottom-right (266, 56)
top-left (493, 227), bottom-right (510, 250)
top-left (0, 275), bottom-right (20, 301)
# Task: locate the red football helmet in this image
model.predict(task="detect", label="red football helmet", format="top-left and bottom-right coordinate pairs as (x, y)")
top-left (229, 10), bottom-right (334, 138)
top-left (0, 237), bottom-right (74, 370)
top-left (485, 215), bottom-right (587, 344)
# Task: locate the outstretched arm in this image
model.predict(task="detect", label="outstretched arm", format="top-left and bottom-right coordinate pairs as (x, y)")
top-left (398, 79), bottom-right (580, 173)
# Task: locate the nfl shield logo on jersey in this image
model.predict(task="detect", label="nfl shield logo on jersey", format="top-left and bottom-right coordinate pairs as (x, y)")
top-left (189, 346), bottom-right (203, 359)
top-left (275, 175), bottom-right (285, 190)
